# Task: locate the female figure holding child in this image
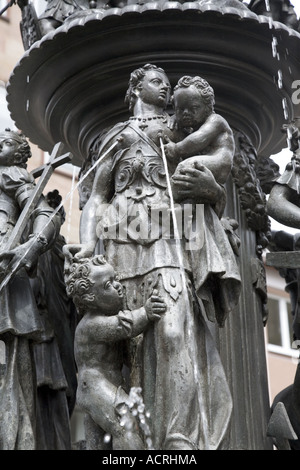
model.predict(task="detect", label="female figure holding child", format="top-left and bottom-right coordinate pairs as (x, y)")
top-left (69, 64), bottom-right (240, 450)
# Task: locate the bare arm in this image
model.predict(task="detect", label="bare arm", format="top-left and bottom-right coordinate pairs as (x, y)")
top-left (165, 114), bottom-right (234, 184)
top-left (267, 184), bottom-right (300, 229)
top-left (70, 155), bottom-right (114, 259)
top-left (83, 293), bottom-right (166, 342)
top-left (80, 158), bottom-right (113, 241)
top-left (86, 308), bottom-right (149, 343)
top-left (178, 151), bottom-right (233, 185)
top-left (65, 126), bottom-right (126, 259)
top-left (175, 114), bottom-right (228, 158)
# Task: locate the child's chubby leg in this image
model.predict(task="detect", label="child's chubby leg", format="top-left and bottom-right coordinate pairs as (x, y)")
top-left (77, 369), bottom-right (144, 450)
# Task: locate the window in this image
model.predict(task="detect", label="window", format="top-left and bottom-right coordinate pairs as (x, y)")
top-left (266, 293), bottom-right (299, 358)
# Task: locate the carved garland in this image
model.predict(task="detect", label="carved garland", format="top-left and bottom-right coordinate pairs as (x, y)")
top-left (232, 130), bottom-right (273, 252)
top-left (232, 130), bottom-right (283, 324)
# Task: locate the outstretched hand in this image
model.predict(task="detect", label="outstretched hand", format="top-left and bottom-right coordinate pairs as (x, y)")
top-left (63, 243), bottom-right (95, 261)
top-left (0, 235), bottom-right (46, 281)
top-left (145, 289), bottom-right (167, 321)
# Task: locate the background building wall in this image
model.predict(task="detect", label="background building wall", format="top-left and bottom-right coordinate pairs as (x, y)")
top-left (0, 3), bottom-right (80, 244)
top-left (265, 265), bottom-right (298, 403)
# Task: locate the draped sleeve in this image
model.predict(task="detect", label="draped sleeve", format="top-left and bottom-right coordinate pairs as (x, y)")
top-left (0, 166), bottom-right (35, 207)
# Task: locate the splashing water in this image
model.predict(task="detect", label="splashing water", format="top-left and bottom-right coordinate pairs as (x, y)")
top-left (263, 0), bottom-right (273, 29)
top-left (266, 2), bottom-right (292, 123)
top-left (160, 138), bottom-right (210, 449)
top-left (103, 433), bottom-right (111, 444)
top-left (287, 125), bottom-right (293, 150)
top-left (0, 138), bottom-right (121, 292)
top-left (117, 387), bottom-right (154, 450)
top-left (282, 98), bottom-right (289, 120)
top-left (272, 36), bottom-right (278, 59)
top-left (65, 165), bottom-right (77, 243)
top-left (267, 4), bottom-right (289, 124)
top-left (277, 69), bottom-right (283, 89)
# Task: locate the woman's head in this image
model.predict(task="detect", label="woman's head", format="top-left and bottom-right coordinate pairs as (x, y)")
top-left (125, 64), bottom-right (171, 112)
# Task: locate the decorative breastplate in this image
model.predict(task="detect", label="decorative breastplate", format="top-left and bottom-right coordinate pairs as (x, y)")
top-left (113, 139), bottom-right (167, 202)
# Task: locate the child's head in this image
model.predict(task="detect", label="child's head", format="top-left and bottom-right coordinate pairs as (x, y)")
top-left (0, 129), bottom-right (31, 168)
top-left (65, 255), bottom-right (124, 316)
top-left (172, 76), bottom-right (215, 131)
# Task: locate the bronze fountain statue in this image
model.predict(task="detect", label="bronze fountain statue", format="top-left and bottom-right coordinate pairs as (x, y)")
top-left (2, 0), bottom-right (300, 450)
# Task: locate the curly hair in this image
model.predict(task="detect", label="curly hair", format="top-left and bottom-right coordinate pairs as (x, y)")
top-left (14, 141), bottom-right (31, 168)
top-left (65, 255), bottom-right (107, 315)
top-left (124, 63), bottom-right (169, 112)
top-left (173, 76), bottom-right (215, 118)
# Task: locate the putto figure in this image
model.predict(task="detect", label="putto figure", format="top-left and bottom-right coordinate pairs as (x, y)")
top-left (163, 75), bottom-right (234, 213)
top-left (38, 0), bottom-right (103, 35)
top-left (64, 253), bottom-right (166, 450)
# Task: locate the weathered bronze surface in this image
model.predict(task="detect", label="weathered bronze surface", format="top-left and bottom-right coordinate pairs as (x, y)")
top-left (4, 0), bottom-right (300, 450)
top-left (7, 3), bottom-right (300, 166)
